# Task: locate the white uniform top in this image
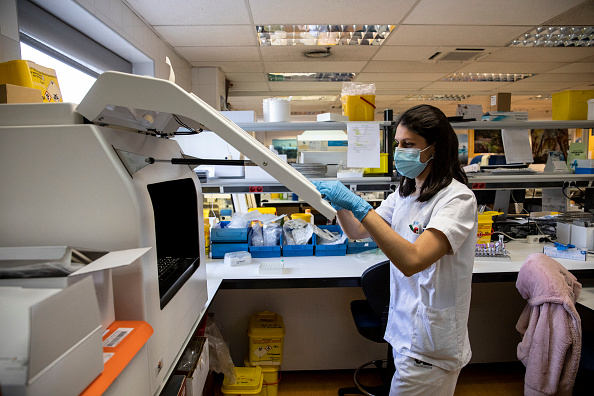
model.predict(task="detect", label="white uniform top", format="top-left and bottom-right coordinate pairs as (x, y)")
top-left (375, 179), bottom-right (477, 371)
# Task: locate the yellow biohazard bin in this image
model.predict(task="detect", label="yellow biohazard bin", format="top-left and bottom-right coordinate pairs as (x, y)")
top-left (477, 211), bottom-right (503, 244)
top-left (0, 60), bottom-right (62, 102)
top-left (341, 94), bottom-right (376, 121)
top-left (221, 366), bottom-right (264, 396)
top-left (244, 357), bottom-right (280, 396)
top-left (248, 311), bottom-right (285, 366)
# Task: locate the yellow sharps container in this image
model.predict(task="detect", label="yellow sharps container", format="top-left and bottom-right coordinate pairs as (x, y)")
top-left (341, 94), bottom-right (376, 121)
top-left (248, 311), bottom-right (285, 366)
top-left (477, 211), bottom-right (503, 244)
top-left (221, 366), bottom-right (264, 396)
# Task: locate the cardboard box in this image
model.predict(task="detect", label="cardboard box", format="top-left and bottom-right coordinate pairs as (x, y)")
top-left (490, 93), bottom-right (511, 112)
top-left (0, 276), bottom-right (104, 396)
top-left (0, 83), bottom-right (42, 104)
top-left (0, 246), bottom-right (151, 330)
top-left (0, 60), bottom-right (62, 102)
top-left (175, 338), bottom-right (209, 396)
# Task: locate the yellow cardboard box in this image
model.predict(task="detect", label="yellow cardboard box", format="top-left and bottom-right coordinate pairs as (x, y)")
top-left (0, 60), bottom-right (62, 103)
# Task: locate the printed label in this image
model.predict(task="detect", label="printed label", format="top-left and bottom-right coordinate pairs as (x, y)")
top-left (103, 327), bottom-right (134, 348)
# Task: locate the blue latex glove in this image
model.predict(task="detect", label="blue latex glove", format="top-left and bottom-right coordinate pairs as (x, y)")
top-left (312, 181), bottom-right (344, 211)
top-left (313, 181), bottom-right (372, 222)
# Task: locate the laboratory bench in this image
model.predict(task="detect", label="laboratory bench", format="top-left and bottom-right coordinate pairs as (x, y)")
top-left (203, 241), bottom-right (594, 371)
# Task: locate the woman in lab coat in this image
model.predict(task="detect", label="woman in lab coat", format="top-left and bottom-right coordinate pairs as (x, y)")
top-left (314, 104), bottom-right (477, 395)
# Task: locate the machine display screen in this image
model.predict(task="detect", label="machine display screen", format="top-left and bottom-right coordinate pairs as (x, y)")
top-left (147, 178), bottom-right (201, 309)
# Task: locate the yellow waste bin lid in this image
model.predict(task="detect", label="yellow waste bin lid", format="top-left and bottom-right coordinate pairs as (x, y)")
top-left (221, 366), bottom-right (263, 395)
top-left (248, 311), bottom-right (285, 338)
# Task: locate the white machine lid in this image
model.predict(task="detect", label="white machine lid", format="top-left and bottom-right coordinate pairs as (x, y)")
top-left (76, 72), bottom-right (336, 219)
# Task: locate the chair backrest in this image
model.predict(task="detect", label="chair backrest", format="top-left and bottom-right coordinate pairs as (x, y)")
top-left (361, 260), bottom-right (391, 317)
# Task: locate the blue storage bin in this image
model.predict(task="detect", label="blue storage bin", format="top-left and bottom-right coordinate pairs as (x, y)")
top-left (282, 234), bottom-right (315, 257)
top-left (210, 221), bottom-right (248, 243)
top-left (248, 227), bottom-right (282, 258)
top-left (211, 243), bottom-right (249, 259)
top-left (346, 239), bottom-right (378, 254)
top-left (315, 225), bottom-right (347, 256)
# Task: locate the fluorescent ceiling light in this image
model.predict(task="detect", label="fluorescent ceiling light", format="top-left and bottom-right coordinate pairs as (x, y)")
top-left (509, 26), bottom-right (594, 47)
top-left (442, 73), bottom-right (535, 82)
top-left (404, 94), bottom-right (471, 101)
top-left (257, 25), bottom-right (395, 46)
top-left (268, 73), bottom-right (356, 82)
top-left (529, 95), bottom-right (552, 100)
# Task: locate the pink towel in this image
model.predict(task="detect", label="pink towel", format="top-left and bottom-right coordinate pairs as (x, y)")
top-left (516, 253), bottom-right (582, 396)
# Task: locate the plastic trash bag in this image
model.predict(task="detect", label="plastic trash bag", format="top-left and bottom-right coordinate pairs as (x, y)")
top-left (252, 222), bottom-right (264, 246)
top-left (341, 82), bottom-right (376, 96)
top-left (263, 224), bottom-right (281, 246)
top-left (283, 219), bottom-right (313, 245)
top-left (313, 225), bottom-right (347, 245)
top-left (205, 316), bottom-right (236, 384)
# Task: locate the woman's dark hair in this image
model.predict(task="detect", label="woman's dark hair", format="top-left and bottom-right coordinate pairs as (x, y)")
top-left (396, 104), bottom-right (468, 202)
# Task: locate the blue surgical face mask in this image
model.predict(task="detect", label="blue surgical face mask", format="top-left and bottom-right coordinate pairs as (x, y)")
top-left (394, 145), bottom-right (433, 179)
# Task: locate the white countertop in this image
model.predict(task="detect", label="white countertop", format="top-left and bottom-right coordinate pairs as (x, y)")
top-left (206, 241), bottom-right (594, 284)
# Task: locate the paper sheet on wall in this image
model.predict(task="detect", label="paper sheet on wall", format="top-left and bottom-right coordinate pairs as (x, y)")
top-left (501, 129), bottom-right (534, 164)
top-left (347, 123), bottom-right (380, 168)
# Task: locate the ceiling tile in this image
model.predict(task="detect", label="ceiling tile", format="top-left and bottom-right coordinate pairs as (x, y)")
top-left (264, 61), bottom-right (367, 73)
top-left (546, 63), bottom-right (594, 74)
top-left (388, 25), bottom-right (531, 47)
top-left (363, 61), bottom-right (462, 73)
top-left (455, 62), bottom-right (567, 74)
top-left (375, 81), bottom-right (433, 90)
top-left (176, 46), bottom-right (260, 62)
top-left (403, 0), bottom-right (584, 25)
top-left (480, 47), bottom-right (594, 63)
top-left (375, 94), bottom-right (409, 101)
top-left (544, 0), bottom-right (594, 25)
top-left (154, 25), bottom-right (257, 46)
top-left (190, 61), bottom-right (264, 73)
top-left (373, 46), bottom-right (440, 61)
top-left (423, 81), bottom-right (513, 91)
top-left (522, 73), bottom-right (594, 83)
top-left (225, 73), bottom-right (268, 82)
top-left (269, 81), bottom-right (343, 91)
top-left (501, 81), bottom-right (582, 92)
top-left (260, 46), bottom-right (379, 62)
top-left (124, 0), bottom-right (252, 25)
top-left (356, 72), bottom-right (448, 82)
top-left (228, 81), bottom-right (270, 91)
top-left (248, 0), bottom-right (418, 24)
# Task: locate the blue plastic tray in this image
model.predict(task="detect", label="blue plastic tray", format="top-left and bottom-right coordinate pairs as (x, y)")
top-left (315, 225), bottom-right (347, 256)
top-left (346, 240), bottom-right (378, 254)
top-left (282, 234), bottom-right (315, 257)
top-left (210, 221), bottom-right (248, 243)
top-left (248, 227), bottom-right (282, 258)
top-left (211, 242), bottom-right (249, 259)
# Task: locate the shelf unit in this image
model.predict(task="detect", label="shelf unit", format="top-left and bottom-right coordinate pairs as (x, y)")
top-left (201, 120), bottom-right (594, 193)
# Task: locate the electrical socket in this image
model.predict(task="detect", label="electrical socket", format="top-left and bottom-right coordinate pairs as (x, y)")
top-left (526, 235), bottom-right (540, 244)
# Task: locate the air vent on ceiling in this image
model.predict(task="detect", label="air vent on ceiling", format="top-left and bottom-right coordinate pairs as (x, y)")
top-left (428, 48), bottom-right (486, 62)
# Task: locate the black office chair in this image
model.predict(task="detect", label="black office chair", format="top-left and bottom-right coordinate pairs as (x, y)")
top-left (339, 260), bottom-right (394, 396)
